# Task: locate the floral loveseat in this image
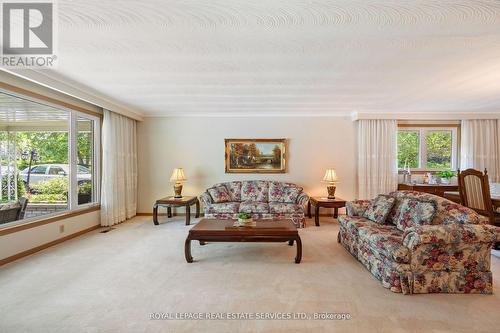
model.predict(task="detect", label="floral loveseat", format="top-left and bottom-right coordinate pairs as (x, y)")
top-left (199, 181), bottom-right (309, 228)
top-left (338, 190), bottom-right (499, 295)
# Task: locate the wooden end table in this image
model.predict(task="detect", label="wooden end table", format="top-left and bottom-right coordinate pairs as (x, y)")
top-left (185, 219), bottom-right (302, 264)
top-left (307, 196), bottom-right (346, 227)
top-left (153, 196), bottom-right (200, 226)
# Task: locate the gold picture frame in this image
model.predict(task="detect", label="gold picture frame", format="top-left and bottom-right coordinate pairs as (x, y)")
top-left (225, 139), bottom-right (287, 174)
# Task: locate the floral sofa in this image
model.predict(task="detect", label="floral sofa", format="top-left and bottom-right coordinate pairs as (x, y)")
top-left (199, 181), bottom-right (309, 228)
top-left (338, 190), bottom-right (499, 294)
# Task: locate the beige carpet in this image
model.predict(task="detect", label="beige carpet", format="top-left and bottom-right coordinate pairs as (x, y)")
top-left (0, 216), bottom-right (499, 333)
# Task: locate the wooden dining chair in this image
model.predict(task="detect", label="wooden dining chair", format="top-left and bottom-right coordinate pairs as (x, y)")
top-left (458, 168), bottom-right (500, 226)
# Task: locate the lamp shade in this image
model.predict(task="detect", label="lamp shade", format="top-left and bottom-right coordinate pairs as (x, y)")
top-left (322, 169), bottom-right (339, 183)
top-left (170, 168), bottom-right (187, 182)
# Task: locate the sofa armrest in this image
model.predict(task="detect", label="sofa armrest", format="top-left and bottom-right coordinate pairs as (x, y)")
top-left (199, 192), bottom-right (213, 207)
top-left (296, 192), bottom-right (309, 206)
top-left (403, 223), bottom-right (499, 250)
top-left (346, 200), bottom-right (372, 217)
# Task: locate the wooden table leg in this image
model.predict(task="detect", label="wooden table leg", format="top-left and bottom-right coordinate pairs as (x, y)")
top-left (195, 199), bottom-right (200, 218)
top-left (307, 201), bottom-right (312, 218)
top-left (295, 236), bottom-right (302, 264)
top-left (185, 238), bottom-right (193, 263)
top-left (153, 203), bottom-right (159, 225)
top-left (315, 204), bottom-right (320, 227)
top-left (185, 205), bottom-right (191, 225)
top-left (167, 206), bottom-right (172, 218)
top-left (333, 207), bottom-right (339, 219)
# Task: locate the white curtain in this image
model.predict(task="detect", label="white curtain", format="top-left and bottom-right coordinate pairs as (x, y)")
top-left (101, 110), bottom-right (138, 226)
top-left (460, 120), bottom-right (500, 182)
top-left (357, 119), bottom-right (398, 199)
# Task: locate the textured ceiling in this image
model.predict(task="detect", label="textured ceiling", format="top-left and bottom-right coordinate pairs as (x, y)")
top-left (29, 1), bottom-right (500, 116)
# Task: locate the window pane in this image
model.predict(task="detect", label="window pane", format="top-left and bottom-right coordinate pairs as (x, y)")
top-left (426, 130), bottom-right (452, 169)
top-left (31, 165), bottom-right (48, 174)
top-left (77, 117), bottom-right (94, 205)
top-left (397, 130), bottom-right (420, 168)
top-left (0, 92), bottom-right (69, 222)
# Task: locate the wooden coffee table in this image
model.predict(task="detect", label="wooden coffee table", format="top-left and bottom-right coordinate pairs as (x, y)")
top-left (307, 196), bottom-right (346, 227)
top-left (153, 196), bottom-right (200, 226)
top-left (185, 219), bottom-right (302, 264)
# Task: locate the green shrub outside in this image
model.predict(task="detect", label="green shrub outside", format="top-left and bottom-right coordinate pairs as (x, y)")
top-left (31, 178), bottom-right (68, 203)
top-left (1, 174), bottom-right (27, 200)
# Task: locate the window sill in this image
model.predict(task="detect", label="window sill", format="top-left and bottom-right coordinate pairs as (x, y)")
top-left (0, 204), bottom-right (100, 236)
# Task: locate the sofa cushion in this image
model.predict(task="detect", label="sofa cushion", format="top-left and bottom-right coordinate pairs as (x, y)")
top-left (358, 224), bottom-right (410, 264)
top-left (395, 198), bottom-right (437, 232)
top-left (362, 195), bottom-right (396, 224)
top-left (239, 201), bottom-right (269, 213)
top-left (206, 202), bottom-right (240, 214)
top-left (269, 202), bottom-right (304, 214)
top-left (387, 191), bottom-right (486, 225)
top-left (269, 182), bottom-right (302, 203)
top-left (207, 185), bottom-right (231, 203)
top-left (212, 182), bottom-right (242, 201)
top-left (241, 181), bottom-right (269, 202)
top-left (338, 215), bottom-right (373, 239)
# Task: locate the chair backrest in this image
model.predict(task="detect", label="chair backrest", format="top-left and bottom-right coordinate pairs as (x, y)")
top-left (458, 169), bottom-right (494, 223)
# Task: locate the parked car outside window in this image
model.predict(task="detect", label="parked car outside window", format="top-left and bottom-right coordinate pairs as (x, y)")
top-left (19, 164), bottom-right (91, 186)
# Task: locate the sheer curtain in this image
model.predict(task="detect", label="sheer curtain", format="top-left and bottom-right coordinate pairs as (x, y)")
top-left (101, 110), bottom-right (138, 226)
top-left (357, 119), bottom-right (398, 199)
top-left (460, 120), bottom-right (500, 182)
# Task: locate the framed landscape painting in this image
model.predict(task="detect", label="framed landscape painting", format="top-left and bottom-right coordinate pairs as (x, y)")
top-left (225, 139), bottom-right (287, 173)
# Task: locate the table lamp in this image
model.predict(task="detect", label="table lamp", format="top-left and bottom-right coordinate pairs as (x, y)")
top-left (170, 168), bottom-right (187, 198)
top-left (322, 168), bottom-right (339, 199)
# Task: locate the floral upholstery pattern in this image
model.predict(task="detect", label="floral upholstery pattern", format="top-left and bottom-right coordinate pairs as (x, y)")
top-left (269, 182), bottom-right (302, 203)
top-left (269, 202), bottom-right (304, 214)
top-left (412, 270), bottom-right (493, 294)
top-left (346, 199), bottom-right (372, 216)
top-left (402, 223), bottom-right (498, 249)
top-left (199, 192), bottom-right (213, 207)
top-left (338, 190), bottom-right (500, 294)
top-left (241, 181), bottom-right (269, 202)
top-left (201, 181), bottom-right (309, 228)
top-left (296, 192), bottom-right (310, 206)
top-left (207, 185), bottom-right (231, 203)
top-left (239, 201), bottom-right (270, 213)
top-left (216, 182), bottom-right (242, 201)
top-left (362, 195), bottom-right (395, 224)
top-left (395, 198), bottom-right (437, 231)
top-left (358, 224), bottom-right (410, 264)
top-left (387, 190), bottom-right (486, 225)
top-left (205, 202), bottom-right (240, 214)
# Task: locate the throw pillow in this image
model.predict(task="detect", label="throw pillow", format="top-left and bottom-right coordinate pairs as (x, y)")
top-left (207, 186), bottom-right (231, 203)
top-left (269, 182), bottom-right (302, 203)
top-left (395, 198), bottom-right (437, 231)
top-left (362, 194), bottom-right (396, 224)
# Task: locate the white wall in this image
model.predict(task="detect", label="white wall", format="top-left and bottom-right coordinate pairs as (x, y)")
top-left (137, 116), bottom-right (357, 213)
top-left (0, 210), bottom-right (100, 261)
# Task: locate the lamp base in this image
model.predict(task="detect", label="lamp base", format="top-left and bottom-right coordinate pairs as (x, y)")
top-left (174, 182), bottom-right (183, 198)
top-left (326, 185), bottom-right (336, 199)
